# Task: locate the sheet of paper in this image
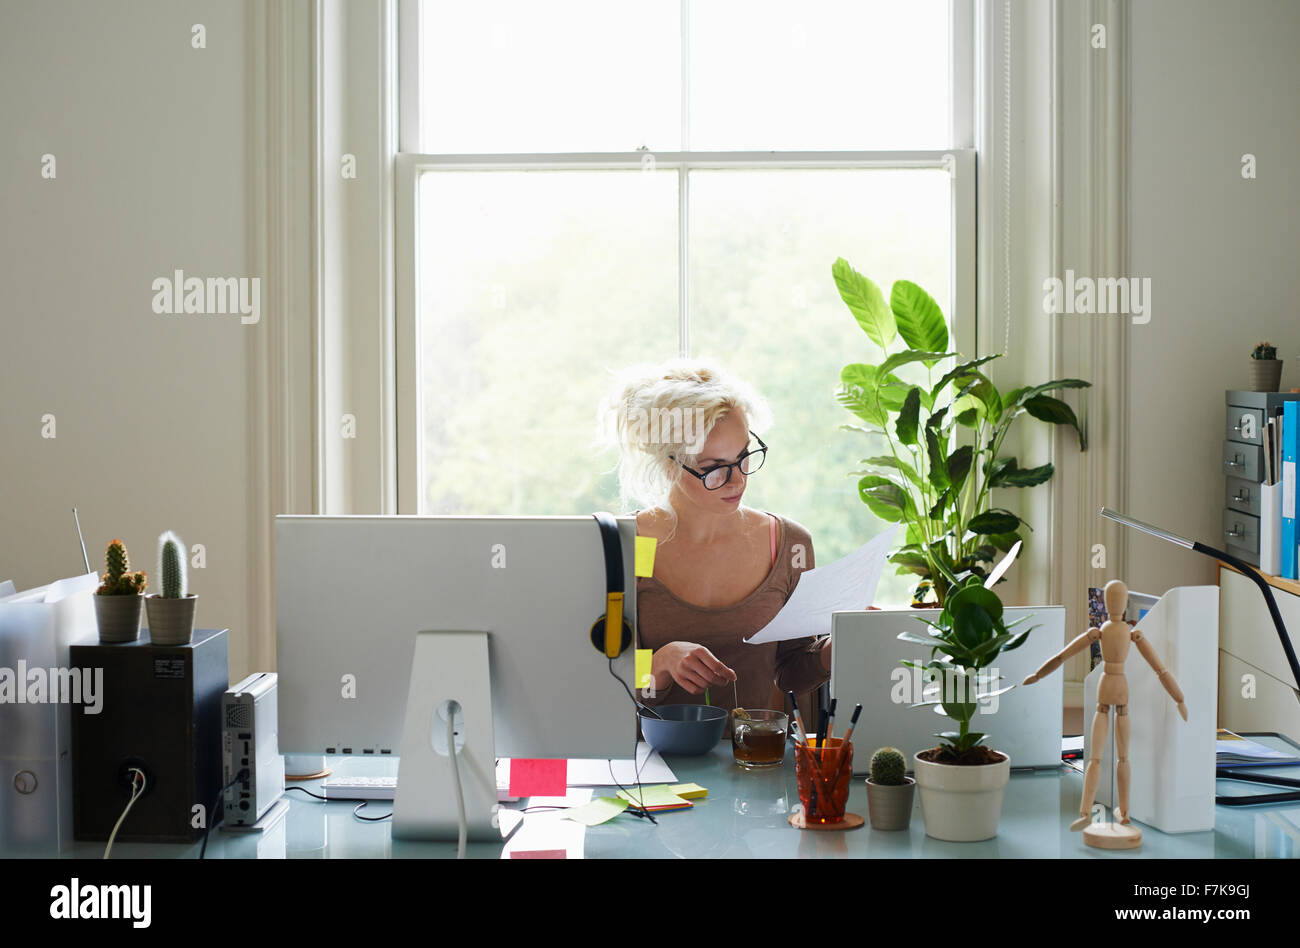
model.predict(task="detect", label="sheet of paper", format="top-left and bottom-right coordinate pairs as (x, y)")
top-left (744, 526), bottom-right (896, 644)
top-left (565, 742), bottom-right (677, 786)
top-left (508, 758), bottom-right (568, 797)
top-left (501, 810), bottom-right (586, 859)
top-left (563, 796), bottom-right (629, 826)
top-left (527, 787), bottom-right (594, 809)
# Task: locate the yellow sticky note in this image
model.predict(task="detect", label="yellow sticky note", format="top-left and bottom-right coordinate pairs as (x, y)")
top-left (668, 783), bottom-right (708, 800)
top-left (635, 649), bottom-right (653, 689)
top-left (564, 797), bottom-right (628, 827)
top-left (616, 785), bottom-right (689, 810)
top-left (634, 536), bottom-right (657, 577)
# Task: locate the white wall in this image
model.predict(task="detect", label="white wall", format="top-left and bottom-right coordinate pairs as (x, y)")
top-left (0, 0), bottom-right (261, 679)
top-left (1127, 0), bottom-right (1300, 596)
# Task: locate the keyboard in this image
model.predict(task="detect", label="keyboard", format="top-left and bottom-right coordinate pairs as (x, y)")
top-left (319, 775), bottom-right (517, 802)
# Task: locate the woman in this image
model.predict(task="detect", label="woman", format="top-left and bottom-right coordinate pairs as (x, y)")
top-left (602, 358), bottom-right (830, 726)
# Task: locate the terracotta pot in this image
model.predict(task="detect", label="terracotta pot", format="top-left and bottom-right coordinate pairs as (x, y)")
top-left (913, 750), bottom-right (1010, 841)
top-left (94, 594), bottom-right (143, 643)
top-left (145, 594), bottom-right (198, 646)
top-left (1249, 359), bottom-right (1283, 392)
top-left (866, 776), bottom-right (915, 830)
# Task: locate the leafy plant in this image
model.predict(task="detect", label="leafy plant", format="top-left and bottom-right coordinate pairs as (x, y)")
top-left (1252, 341), bottom-right (1277, 360)
top-left (96, 539), bottom-right (146, 596)
top-left (157, 531), bottom-right (187, 599)
top-left (898, 574), bottom-right (1037, 760)
top-left (869, 747), bottom-right (907, 785)
top-left (832, 258), bottom-right (1090, 604)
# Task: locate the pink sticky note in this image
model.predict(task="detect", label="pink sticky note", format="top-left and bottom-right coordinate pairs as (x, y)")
top-left (510, 849), bottom-right (568, 859)
top-left (508, 758), bottom-right (567, 798)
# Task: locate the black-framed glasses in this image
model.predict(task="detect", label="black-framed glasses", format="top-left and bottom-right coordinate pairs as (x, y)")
top-left (673, 431), bottom-right (768, 490)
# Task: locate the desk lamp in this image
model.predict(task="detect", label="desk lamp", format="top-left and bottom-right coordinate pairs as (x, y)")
top-left (1100, 507), bottom-right (1300, 804)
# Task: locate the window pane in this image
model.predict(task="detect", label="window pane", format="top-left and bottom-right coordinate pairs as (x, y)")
top-left (420, 0), bottom-right (681, 152)
top-left (688, 168), bottom-right (952, 604)
top-left (418, 170), bottom-right (678, 514)
top-left (689, 0), bottom-right (951, 150)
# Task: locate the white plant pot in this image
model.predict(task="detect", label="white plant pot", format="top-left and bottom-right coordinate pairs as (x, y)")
top-left (913, 750), bottom-right (1010, 842)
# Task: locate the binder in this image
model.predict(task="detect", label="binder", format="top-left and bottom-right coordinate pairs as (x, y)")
top-left (1283, 401), bottom-right (1298, 580)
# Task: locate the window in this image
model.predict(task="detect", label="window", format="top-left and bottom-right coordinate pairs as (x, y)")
top-left (397, 0), bottom-right (973, 604)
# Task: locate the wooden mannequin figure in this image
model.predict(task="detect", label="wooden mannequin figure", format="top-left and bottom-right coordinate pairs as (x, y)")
top-left (1022, 579), bottom-right (1188, 849)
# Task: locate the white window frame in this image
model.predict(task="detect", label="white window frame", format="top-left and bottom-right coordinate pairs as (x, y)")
top-left (394, 0), bottom-right (976, 514)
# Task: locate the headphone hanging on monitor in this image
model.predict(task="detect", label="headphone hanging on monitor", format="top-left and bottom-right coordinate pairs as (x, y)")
top-left (590, 512), bottom-right (633, 658)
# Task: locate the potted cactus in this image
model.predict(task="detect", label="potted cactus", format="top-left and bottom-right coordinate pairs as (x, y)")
top-left (1250, 341), bottom-right (1282, 392)
top-left (865, 746), bottom-right (915, 830)
top-left (144, 531), bottom-right (197, 645)
top-left (94, 539), bottom-right (147, 642)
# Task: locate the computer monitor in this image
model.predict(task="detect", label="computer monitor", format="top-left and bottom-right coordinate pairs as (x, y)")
top-left (274, 515), bottom-right (640, 762)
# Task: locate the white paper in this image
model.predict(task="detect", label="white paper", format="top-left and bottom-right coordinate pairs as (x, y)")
top-left (565, 742), bottom-right (677, 786)
top-left (526, 787), bottom-right (594, 808)
top-left (499, 809), bottom-right (586, 859)
top-left (744, 527), bottom-right (896, 644)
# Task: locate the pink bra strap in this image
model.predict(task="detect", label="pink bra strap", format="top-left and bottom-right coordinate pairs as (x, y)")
top-left (769, 514), bottom-right (778, 566)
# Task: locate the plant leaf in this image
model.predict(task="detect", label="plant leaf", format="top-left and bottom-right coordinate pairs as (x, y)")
top-left (967, 509), bottom-right (1022, 535)
top-left (1024, 394), bottom-right (1087, 450)
top-left (988, 458), bottom-right (1055, 488)
top-left (890, 280), bottom-right (949, 364)
top-left (896, 387), bottom-right (921, 446)
top-left (947, 445), bottom-right (973, 494)
top-left (832, 258), bottom-right (896, 349)
top-left (859, 455), bottom-right (923, 489)
top-left (878, 349), bottom-right (956, 380)
top-left (929, 354), bottom-right (1002, 401)
top-left (857, 475), bottom-right (913, 522)
top-left (925, 428), bottom-right (950, 490)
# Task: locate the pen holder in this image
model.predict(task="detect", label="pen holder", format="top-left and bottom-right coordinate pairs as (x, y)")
top-left (793, 738), bottom-right (854, 826)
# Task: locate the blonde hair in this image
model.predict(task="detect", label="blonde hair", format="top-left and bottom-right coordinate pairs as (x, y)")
top-left (596, 357), bottom-right (773, 543)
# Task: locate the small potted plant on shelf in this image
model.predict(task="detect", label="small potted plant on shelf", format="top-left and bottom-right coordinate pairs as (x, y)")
top-left (94, 539), bottom-right (147, 643)
top-left (144, 530), bottom-right (197, 645)
top-left (1250, 341), bottom-right (1282, 393)
top-left (865, 746), bottom-right (915, 830)
top-left (899, 571), bottom-right (1037, 841)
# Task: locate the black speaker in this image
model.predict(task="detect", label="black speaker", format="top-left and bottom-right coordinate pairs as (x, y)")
top-left (70, 628), bottom-right (228, 843)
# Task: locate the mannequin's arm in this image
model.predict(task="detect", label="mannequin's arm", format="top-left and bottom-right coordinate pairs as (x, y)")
top-left (1023, 627), bottom-right (1100, 685)
top-left (1133, 630), bottom-right (1189, 721)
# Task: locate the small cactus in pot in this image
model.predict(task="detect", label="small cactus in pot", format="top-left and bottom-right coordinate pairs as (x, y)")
top-left (144, 531), bottom-right (198, 645)
top-left (94, 539), bottom-right (147, 642)
top-left (866, 746), bottom-right (915, 831)
top-left (1249, 341), bottom-right (1283, 392)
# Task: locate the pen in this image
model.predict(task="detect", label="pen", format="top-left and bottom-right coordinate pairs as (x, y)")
top-left (817, 709), bottom-right (828, 751)
top-left (840, 703), bottom-right (863, 746)
top-left (786, 690), bottom-right (809, 747)
top-left (825, 698), bottom-right (838, 746)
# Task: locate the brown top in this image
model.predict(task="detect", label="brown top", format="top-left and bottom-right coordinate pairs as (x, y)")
top-left (635, 510), bottom-right (829, 715)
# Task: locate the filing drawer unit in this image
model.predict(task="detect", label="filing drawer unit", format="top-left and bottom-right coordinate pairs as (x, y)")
top-left (1222, 390), bottom-right (1300, 568)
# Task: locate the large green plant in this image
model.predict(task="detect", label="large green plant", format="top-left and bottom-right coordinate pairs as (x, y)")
top-left (832, 257), bottom-right (1090, 604)
top-left (898, 573), bottom-right (1037, 760)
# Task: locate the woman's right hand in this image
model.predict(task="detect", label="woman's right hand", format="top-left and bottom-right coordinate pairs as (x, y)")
top-left (652, 642), bottom-right (737, 694)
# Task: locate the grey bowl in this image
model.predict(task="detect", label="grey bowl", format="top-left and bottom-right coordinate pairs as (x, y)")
top-left (639, 704), bottom-right (729, 755)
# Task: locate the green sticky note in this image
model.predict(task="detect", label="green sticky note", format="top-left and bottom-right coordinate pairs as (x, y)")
top-left (564, 796), bottom-right (628, 826)
top-left (635, 649), bottom-right (653, 688)
top-left (634, 536), bottom-right (657, 577)
top-left (616, 785), bottom-right (691, 810)
top-left (669, 783), bottom-right (707, 800)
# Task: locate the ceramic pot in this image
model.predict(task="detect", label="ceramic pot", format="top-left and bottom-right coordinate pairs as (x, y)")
top-left (913, 750), bottom-right (1010, 841)
top-left (145, 594), bottom-right (198, 646)
top-left (1250, 359), bottom-right (1283, 392)
top-left (866, 776), bottom-right (915, 830)
top-left (94, 594), bottom-right (143, 643)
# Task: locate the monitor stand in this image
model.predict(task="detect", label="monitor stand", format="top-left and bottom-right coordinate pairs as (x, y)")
top-left (392, 631), bottom-right (499, 841)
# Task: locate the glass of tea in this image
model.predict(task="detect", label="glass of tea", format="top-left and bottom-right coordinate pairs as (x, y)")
top-left (794, 738), bottom-right (854, 824)
top-left (731, 709), bottom-right (788, 769)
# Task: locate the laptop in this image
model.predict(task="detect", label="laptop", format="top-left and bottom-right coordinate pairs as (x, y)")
top-left (831, 606), bottom-right (1066, 773)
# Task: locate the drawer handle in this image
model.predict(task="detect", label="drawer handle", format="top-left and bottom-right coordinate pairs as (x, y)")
top-left (1233, 492), bottom-right (1249, 502)
top-left (1233, 424), bottom-right (1243, 432)
top-left (1226, 459), bottom-right (1244, 467)
top-left (1227, 528), bottom-right (1244, 538)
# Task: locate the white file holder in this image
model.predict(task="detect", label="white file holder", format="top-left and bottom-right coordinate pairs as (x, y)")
top-left (1084, 584), bottom-right (1218, 833)
top-left (1260, 482), bottom-right (1283, 578)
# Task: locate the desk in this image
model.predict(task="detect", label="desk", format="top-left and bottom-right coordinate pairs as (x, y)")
top-left (64, 742), bottom-right (1300, 859)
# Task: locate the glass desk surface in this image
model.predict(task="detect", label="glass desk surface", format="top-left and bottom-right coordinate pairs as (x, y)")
top-left (55, 737), bottom-right (1300, 859)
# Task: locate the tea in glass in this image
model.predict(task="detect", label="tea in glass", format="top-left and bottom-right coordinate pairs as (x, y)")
top-left (731, 709), bottom-right (788, 768)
